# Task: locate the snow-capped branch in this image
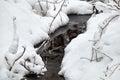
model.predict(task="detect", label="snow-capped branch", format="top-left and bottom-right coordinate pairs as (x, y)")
top-left (8, 17), bottom-right (19, 54)
top-left (20, 59), bottom-right (33, 73)
top-left (20, 55), bottom-right (46, 75)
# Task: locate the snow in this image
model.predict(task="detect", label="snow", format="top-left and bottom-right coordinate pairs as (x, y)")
top-left (1, 0), bottom-right (120, 79)
top-left (62, 0), bottom-right (93, 14)
top-left (59, 2), bottom-right (120, 80)
top-left (0, 0), bottom-right (93, 80)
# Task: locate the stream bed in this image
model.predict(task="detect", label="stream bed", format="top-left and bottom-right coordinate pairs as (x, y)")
top-left (25, 14), bottom-right (91, 80)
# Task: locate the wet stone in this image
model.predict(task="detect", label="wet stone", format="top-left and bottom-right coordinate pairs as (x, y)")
top-left (25, 14), bottom-right (91, 80)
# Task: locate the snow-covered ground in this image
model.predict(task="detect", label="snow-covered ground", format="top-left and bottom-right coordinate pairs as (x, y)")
top-left (59, 1), bottom-right (120, 80)
top-left (0, 0), bottom-right (93, 80)
top-left (1, 0), bottom-right (120, 80)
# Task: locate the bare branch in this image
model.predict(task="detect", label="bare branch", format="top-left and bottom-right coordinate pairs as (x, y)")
top-left (59, 13), bottom-right (63, 22)
top-left (91, 14), bottom-right (120, 62)
top-left (5, 56), bottom-right (11, 67)
top-left (109, 63), bottom-right (120, 77)
top-left (113, 0), bottom-right (118, 5)
top-left (42, 0), bottom-right (64, 4)
top-left (112, 0), bottom-right (120, 8)
top-left (9, 46), bottom-right (25, 71)
top-left (45, 0), bottom-right (48, 15)
top-left (20, 60), bottom-right (33, 73)
top-left (48, 0), bottom-right (66, 34)
top-left (92, 47), bottom-right (113, 61)
top-left (38, 0), bottom-right (45, 16)
top-left (4, 17), bottom-right (25, 71)
top-left (53, 0), bottom-right (56, 11)
top-left (37, 0), bottom-right (66, 56)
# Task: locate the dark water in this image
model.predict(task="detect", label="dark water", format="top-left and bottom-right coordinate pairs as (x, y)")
top-left (24, 14), bottom-right (91, 80)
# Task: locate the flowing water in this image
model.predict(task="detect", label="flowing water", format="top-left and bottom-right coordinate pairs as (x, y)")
top-left (24, 14), bottom-right (91, 80)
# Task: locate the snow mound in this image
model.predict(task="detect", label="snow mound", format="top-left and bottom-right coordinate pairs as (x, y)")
top-left (59, 7), bottom-right (120, 80)
top-left (62, 0), bottom-right (93, 15)
top-left (0, 0), bottom-right (93, 79)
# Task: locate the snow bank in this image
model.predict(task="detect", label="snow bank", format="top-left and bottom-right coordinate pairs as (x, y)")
top-left (59, 2), bottom-right (120, 80)
top-left (0, 0), bottom-right (48, 79)
top-left (0, 0), bottom-right (93, 79)
top-left (62, 0), bottom-right (93, 15)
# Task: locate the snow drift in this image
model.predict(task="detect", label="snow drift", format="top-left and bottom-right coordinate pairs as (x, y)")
top-left (0, 0), bottom-right (93, 80)
top-left (59, 1), bottom-right (120, 80)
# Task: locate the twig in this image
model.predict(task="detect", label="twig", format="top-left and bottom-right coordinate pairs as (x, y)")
top-left (53, 0), bottom-right (56, 11)
top-left (59, 13), bottom-right (63, 22)
top-left (20, 60), bottom-right (33, 73)
top-left (98, 14), bottom-right (120, 40)
top-left (48, 0), bottom-right (65, 34)
top-left (109, 63), bottom-right (120, 77)
top-left (118, 0), bottom-right (120, 7)
top-left (81, 57), bottom-right (95, 61)
top-left (9, 46), bottom-right (25, 71)
top-left (91, 48), bottom-right (95, 61)
top-left (13, 17), bottom-right (17, 37)
top-left (5, 56), bottom-right (11, 67)
top-left (38, 0), bottom-right (44, 16)
top-left (45, 0), bottom-right (48, 15)
top-left (113, 0), bottom-right (118, 5)
top-left (112, 0), bottom-right (120, 9)
top-left (42, 0), bottom-right (64, 4)
top-left (114, 5), bottom-right (120, 9)
top-left (92, 47), bottom-right (113, 61)
top-left (37, 0), bottom-right (66, 55)
top-left (37, 39), bottom-right (50, 52)
top-left (33, 56), bottom-right (36, 67)
top-left (100, 77), bottom-right (105, 80)
top-left (91, 14), bottom-right (120, 61)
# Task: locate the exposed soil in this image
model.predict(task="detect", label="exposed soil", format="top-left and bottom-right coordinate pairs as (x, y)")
top-left (24, 14), bottom-right (91, 80)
